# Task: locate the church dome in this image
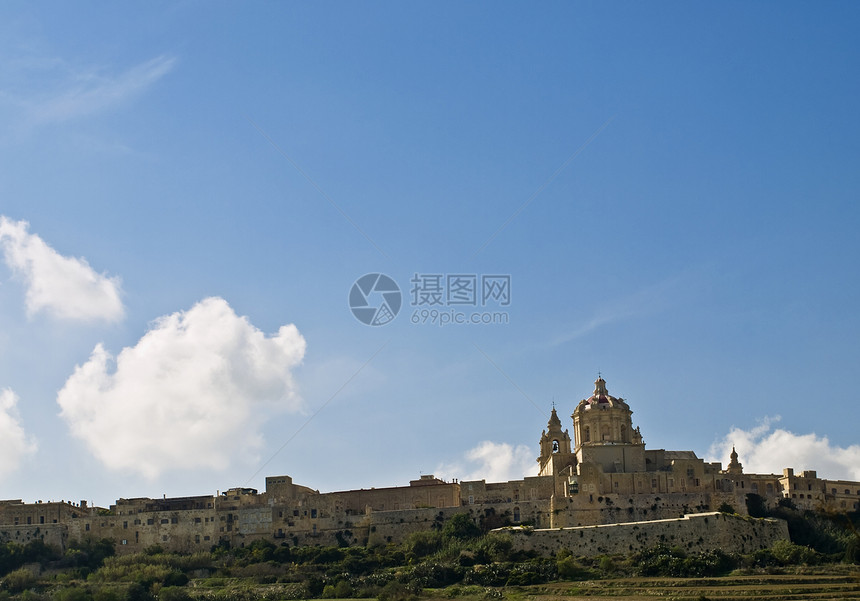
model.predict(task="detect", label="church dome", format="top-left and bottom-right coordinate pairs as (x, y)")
top-left (579, 376), bottom-right (629, 410)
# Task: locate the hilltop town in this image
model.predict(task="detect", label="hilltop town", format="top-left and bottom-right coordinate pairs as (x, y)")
top-left (2, 377), bottom-right (857, 555)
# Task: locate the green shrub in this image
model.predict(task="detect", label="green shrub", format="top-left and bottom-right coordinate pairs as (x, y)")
top-left (157, 587), bottom-right (189, 601)
top-left (2, 568), bottom-right (37, 593)
top-left (443, 514), bottom-right (481, 542)
top-left (53, 587), bottom-right (93, 601)
top-left (334, 580), bottom-right (353, 598)
top-left (403, 531), bottom-right (442, 559)
top-left (770, 540), bottom-right (821, 566)
top-left (377, 581), bottom-right (414, 601)
top-left (92, 587), bottom-right (121, 601)
top-left (633, 545), bottom-right (737, 577)
top-left (556, 556), bottom-right (594, 580)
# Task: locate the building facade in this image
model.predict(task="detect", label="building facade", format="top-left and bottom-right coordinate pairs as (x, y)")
top-left (1, 377), bottom-right (857, 552)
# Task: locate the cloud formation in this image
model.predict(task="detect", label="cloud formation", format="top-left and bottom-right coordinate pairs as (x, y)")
top-left (57, 297), bottom-right (306, 479)
top-left (0, 389), bottom-right (37, 478)
top-left (0, 217), bottom-right (124, 322)
top-left (437, 441), bottom-right (537, 483)
top-left (708, 416), bottom-right (860, 481)
top-left (25, 55), bottom-right (176, 126)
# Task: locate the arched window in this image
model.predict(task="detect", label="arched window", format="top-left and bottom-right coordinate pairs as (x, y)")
top-left (601, 425), bottom-right (610, 441)
top-left (552, 440), bottom-right (559, 453)
top-left (584, 426), bottom-right (590, 442)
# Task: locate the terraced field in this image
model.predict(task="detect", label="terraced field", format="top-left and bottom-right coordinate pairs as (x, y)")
top-left (423, 567), bottom-right (860, 601)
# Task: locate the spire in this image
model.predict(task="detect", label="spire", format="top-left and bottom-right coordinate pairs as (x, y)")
top-left (548, 407), bottom-right (562, 428)
top-left (594, 375), bottom-right (608, 396)
top-left (727, 445), bottom-right (743, 474)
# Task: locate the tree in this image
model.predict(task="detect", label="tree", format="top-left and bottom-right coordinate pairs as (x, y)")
top-left (443, 514), bottom-right (481, 541)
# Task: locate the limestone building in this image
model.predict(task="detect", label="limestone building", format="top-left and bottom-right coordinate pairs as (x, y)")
top-left (1, 377), bottom-right (858, 553)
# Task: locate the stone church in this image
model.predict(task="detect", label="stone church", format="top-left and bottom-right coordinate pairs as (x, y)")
top-left (1, 377), bottom-right (857, 553)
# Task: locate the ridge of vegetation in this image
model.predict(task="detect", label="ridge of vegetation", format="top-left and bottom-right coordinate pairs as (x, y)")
top-left (0, 504), bottom-right (855, 601)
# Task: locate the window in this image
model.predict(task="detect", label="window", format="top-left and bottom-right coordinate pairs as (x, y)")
top-left (40, 516), bottom-right (44, 524)
top-left (161, 519), bottom-right (169, 524)
top-left (833, 488), bottom-right (837, 495)
top-left (123, 521), bottom-right (128, 529)
top-left (686, 468), bottom-right (694, 478)
top-left (584, 426), bottom-right (590, 442)
top-left (552, 440), bottom-right (559, 453)
top-left (468, 495), bottom-right (474, 504)
top-left (85, 523), bottom-right (90, 531)
top-left (147, 519), bottom-right (154, 525)
top-left (171, 517), bottom-right (178, 524)
top-left (651, 479), bottom-right (657, 488)
top-left (311, 509), bottom-right (317, 518)
top-left (195, 518), bottom-right (201, 524)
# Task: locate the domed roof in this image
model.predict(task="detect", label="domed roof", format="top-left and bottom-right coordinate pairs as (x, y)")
top-left (578, 376), bottom-right (629, 410)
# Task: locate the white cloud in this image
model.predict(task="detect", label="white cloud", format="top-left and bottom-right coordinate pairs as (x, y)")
top-left (0, 388), bottom-right (37, 478)
top-left (437, 441), bottom-right (538, 483)
top-left (0, 217), bottom-right (124, 323)
top-left (707, 416), bottom-right (860, 481)
top-left (57, 297), bottom-right (306, 479)
top-left (25, 55), bottom-right (176, 126)
top-left (550, 274), bottom-right (684, 345)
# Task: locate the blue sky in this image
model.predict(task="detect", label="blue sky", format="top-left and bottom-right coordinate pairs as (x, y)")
top-left (1, 2), bottom-right (859, 507)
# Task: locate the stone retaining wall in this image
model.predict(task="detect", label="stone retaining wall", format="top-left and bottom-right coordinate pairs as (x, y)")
top-left (498, 511), bottom-right (789, 557)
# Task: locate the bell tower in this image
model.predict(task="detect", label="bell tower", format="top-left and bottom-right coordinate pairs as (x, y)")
top-left (537, 406), bottom-right (575, 477)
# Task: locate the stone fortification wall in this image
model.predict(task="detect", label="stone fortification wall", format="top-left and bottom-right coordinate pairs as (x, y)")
top-left (500, 512), bottom-right (788, 557)
top-left (553, 491), bottom-right (748, 528)
top-left (0, 524), bottom-right (68, 549)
